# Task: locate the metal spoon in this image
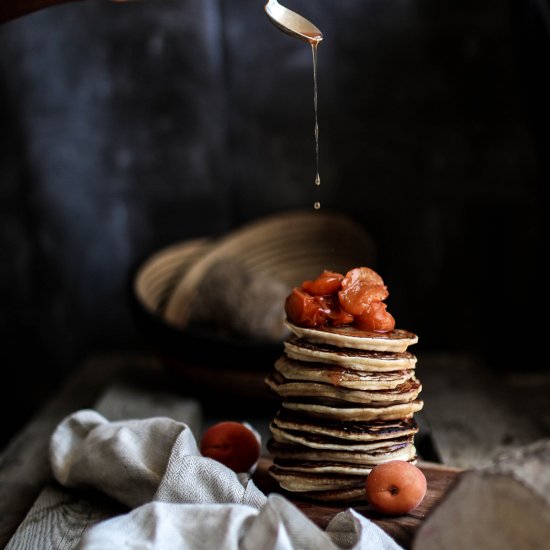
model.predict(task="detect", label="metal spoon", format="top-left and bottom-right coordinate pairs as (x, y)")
top-left (264, 0), bottom-right (323, 43)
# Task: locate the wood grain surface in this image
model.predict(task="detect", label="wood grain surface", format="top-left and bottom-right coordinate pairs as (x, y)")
top-left (5, 484), bottom-right (127, 550)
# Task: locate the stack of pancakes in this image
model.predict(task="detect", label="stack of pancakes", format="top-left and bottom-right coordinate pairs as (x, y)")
top-left (265, 320), bottom-right (422, 502)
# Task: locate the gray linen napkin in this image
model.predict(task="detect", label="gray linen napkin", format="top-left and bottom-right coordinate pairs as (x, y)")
top-left (50, 409), bottom-right (402, 550)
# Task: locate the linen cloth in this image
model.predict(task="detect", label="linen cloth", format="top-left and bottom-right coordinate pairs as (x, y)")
top-left (50, 409), bottom-right (402, 549)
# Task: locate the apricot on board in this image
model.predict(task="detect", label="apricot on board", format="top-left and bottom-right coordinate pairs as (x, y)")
top-left (365, 460), bottom-right (427, 516)
top-left (199, 421), bottom-right (261, 473)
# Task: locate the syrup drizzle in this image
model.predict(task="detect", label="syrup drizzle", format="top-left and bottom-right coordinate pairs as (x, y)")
top-left (311, 38), bottom-right (321, 209)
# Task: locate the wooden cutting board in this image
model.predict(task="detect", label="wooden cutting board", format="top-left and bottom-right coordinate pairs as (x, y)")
top-left (253, 457), bottom-right (463, 549)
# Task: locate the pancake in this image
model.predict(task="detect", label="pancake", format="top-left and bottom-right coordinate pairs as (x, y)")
top-left (272, 452), bottom-right (418, 476)
top-left (268, 466), bottom-right (366, 492)
top-left (282, 399), bottom-right (424, 421)
top-left (267, 438), bottom-right (417, 464)
top-left (274, 355), bottom-right (414, 390)
top-left (270, 424), bottom-right (414, 451)
top-left (284, 338), bottom-right (417, 372)
top-left (271, 410), bottom-right (419, 442)
top-left (273, 458), bottom-right (376, 476)
top-left (265, 371), bottom-right (422, 405)
top-left (285, 320), bottom-right (418, 352)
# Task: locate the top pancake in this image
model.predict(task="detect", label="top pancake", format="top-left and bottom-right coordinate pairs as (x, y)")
top-left (285, 320), bottom-right (418, 352)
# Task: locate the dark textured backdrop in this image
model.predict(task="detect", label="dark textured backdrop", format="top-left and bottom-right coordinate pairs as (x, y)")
top-left (0, 0), bottom-right (547, 446)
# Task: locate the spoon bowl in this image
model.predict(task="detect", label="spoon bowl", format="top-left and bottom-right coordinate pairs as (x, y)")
top-left (264, 0), bottom-right (323, 43)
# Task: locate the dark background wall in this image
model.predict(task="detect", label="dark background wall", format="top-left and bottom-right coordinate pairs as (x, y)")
top-left (0, 0), bottom-right (546, 448)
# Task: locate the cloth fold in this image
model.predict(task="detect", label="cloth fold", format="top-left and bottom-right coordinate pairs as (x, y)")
top-left (50, 409), bottom-right (402, 550)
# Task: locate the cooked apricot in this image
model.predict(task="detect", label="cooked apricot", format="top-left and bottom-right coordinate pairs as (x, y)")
top-left (285, 287), bottom-right (330, 327)
top-left (285, 287), bottom-right (354, 328)
top-left (324, 294), bottom-right (354, 326)
top-left (301, 270), bottom-right (343, 295)
top-left (339, 267), bottom-right (389, 317)
top-left (339, 282), bottom-right (389, 316)
top-left (365, 460), bottom-right (427, 516)
top-left (355, 302), bottom-right (395, 332)
top-left (200, 421), bottom-right (261, 473)
top-left (341, 267), bottom-right (384, 288)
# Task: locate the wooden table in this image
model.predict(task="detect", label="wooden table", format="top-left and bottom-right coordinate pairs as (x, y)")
top-left (1, 351), bottom-right (549, 549)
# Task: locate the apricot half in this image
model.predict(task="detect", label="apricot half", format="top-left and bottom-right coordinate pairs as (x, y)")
top-left (199, 421), bottom-right (261, 473)
top-left (365, 460), bottom-right (427, 516)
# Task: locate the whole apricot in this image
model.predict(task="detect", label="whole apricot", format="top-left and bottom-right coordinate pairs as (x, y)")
top-left (365, 460), bottom-right (427, 516)
top-left (200, 421), bottom-right (261, 473)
